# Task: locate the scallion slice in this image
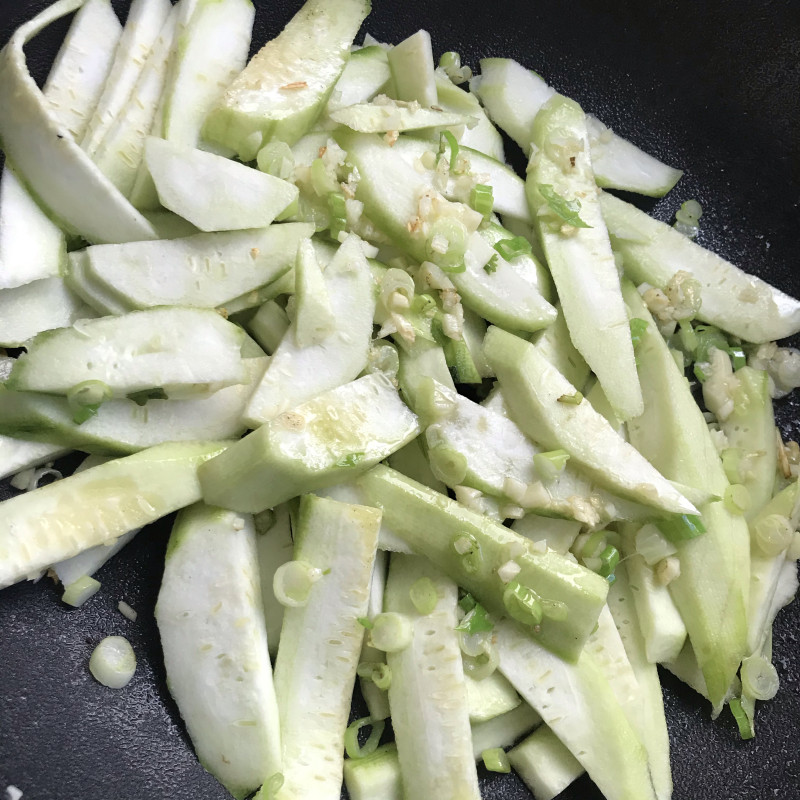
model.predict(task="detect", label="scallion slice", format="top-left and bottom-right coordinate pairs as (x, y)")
top-left (89, 636), bottom-right (136, 689)
top-left (437, 130), bottom-right (459, 172)
top-left (273, 560), bottom-right (322, 608)
top-left (470, 183), bottom-right (494, 218)
top-left (369, 612), bottom-right (412, 653)
top-left (729, 698), bottom-right (754, 740)
top-left (62, 575), bottom-right (101, 608)
top-left (658, 514), bottom-right (706, 543)
top-left (533, 449), bottom-right (570, 481)
top-left (66, 380), bottom-right (112, 424)
top-left (481, 747), bottom-right (511, 773)
top-left (741, 655), bottom-right (779, 701)
top-left (345, 716), bottom-right (385, 759)
top-left (493, 235), bottom-right (532, 262)
top-left (502, 580), bottom-right (543, 627)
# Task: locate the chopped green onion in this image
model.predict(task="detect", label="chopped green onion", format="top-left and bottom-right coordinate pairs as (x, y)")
top-left (658, 514), bottom-right (706, 543)
top-left (729, 346), bottom-right (747, 371)
top-left (754, 514), bottom-right (793, 557)
top-left (455, 602), bottom-right (494, 635)
top-left (437, 130), bottom-right (459, 172)
top-left (426, 216), bottom-right (468, 271)
top-left (310, 157), bottom-right (338, 196)
top-left (634, 523), bottom-right (677, 566)
top-left (579, 530), bottom-right (607, 561)
top-left (89, 635), bottom-right (136, 689)
top-left (439, 51), bottom-right (461, 71)
top-left (598, 545), bottom-right (620, 579)
top-left (470, 183), bottom-right (494, 218)
top-left (357, 661), bottom-right (392, 691)
top-left (493, 236), bottom-right (532, 262)
top-left (724, 483), bottom-right (751, 515)
top-left (127, 388), bottom-right (168, 406)
top-left (557, 392), bottom-right (583, 405)
top-left (428, 444), bottom-right (468, 486)
top-left (256, 141), bottom-right (294, 180)
top-left (694, 325), bottom-right (729, 365)
top-left (463, 647), bottom-right (499, 680)
top-left (741, 655), bottom-right (779, 701)
top-left (729, 698), bottom-right (754, 740)
top-left (336, 452), bottom-right (365, 468)
top-left (629, 318), bottom-right (649, 349)
top-left (369, 612), bottom-right (412, 653)
top-left (260, 774), bottom-right (284, 800)
top-left (482, 747), bottom-right (511, 773)
top-left (533, 449), bottom-right (570, 481)
top-left (537, 183), bottom-right (591, 228)
top-left (678, 320), bottom-right (698, 355)
top-left (273, 560), bottom-right (321, 608)
top-left (458, 593), bottom-right (477, 613)
top-left (483, 254), bottom-right (499, 274)
top-left (502, 580), bottom-right (543, 627)
top-left (67, 379), bottom-right (112, 424)
top-left (62, 575), bottom-right (101, 607)
top-left (409, 577), bottom-right (438, 615)
top-left (328, 191), bottom-right (347, 240)
top-left (451, 532), bottom-right (483, 575)
top-left (357, 617), bottom-right (374, 629)
top-left (345, 717), bottom-right (386, 759)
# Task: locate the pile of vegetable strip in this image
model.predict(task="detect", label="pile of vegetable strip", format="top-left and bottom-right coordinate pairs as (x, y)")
top-left (0, 2), bottom-right (799, 800)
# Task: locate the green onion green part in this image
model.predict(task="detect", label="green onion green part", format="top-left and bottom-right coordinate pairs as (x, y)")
top-left (537, 183), bottom-right (591, 228)
top-left (482, 747), bottom-right (511, 773)
top-left (658, 514), bottom-right (707, 543)
top-left (729, 698), bottom-right (754, 740)
top-left (493, 236), bottom-right (533, 262)
top-left (451, 532), bottom-right (483, 575)
top-left (533, 449), bottom-right (571, 481)
top-left (502, 580), bottom-right (543, 628)
top-left (557, 392), bottom-right (583, 405)
top-left (455, 602), bottom-right (494, 635)
top-left (470, 183), bottom-right (494, 217)
top-left (438, 130), bottom-right (460, 172)
top-left (67, 380), bottom-right (113, 424)
top-left (369, 612), bottom-right (413, 653)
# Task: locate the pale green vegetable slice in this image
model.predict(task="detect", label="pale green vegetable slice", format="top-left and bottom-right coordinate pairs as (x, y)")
top-left (387, 30), bottom-right (437, 106)
top-left (0, 167), bottom-right (66, 290)
top-left (602, 191), bottom-right (800, 342)
top-left (385, 554), bottom-right (481, 800)
top-left (156, 504), bottom-right (281, 799)
top-left (7, 307), bottom-right (246, 400)
top-left (0, 0), bottom-right (157, 243)
top-left (0, 358), bottom-right (266, 455)
top-left (43, 0), bottom-right (122, 142)
top-left (0, 440), bottom-right (227, 589)
top-left (159, 0), bottom-right (254, 149)
top-left (244, 235), bottom-right (375, 426)
top-left (203, 0), bottom-right (371, 160)
top-left (200, 373), bottom-right (420, 513)
top-left (80, 224), bottom-right (312, 311)
top-left (484, 326), bottom-right (697, 516)
top-left (623, 281), bottom-right (749, 711)
top-left (321, 44), bottom-right (391, 120)
top-left (269, 495), bottom-right (380, 800)
top-left (0, 436), bottom-right (68, 483)
top-left (91, 5), bottom-right (178, 196)
top-left (496, 617), bottom-right (657, 800)
top-left (81, 0), bottom-right (172, 157)
top-left (0, 277), bottom-right (93, 348)
top-left (527, 94), bottom-right (642, 421)
top-left (330, 101), bottom-right (475, 133)
top-left (145, 137), bottom-right (298, 231)
top-left (508, 725), bottom-right (584, 800)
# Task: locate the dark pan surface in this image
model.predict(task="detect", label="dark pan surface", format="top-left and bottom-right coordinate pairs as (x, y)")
top-left (1, 1), bottom-right (799, 799)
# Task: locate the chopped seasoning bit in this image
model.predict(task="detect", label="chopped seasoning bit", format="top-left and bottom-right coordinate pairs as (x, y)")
top-left (569, 155), bottom-right (576, 167)
top-left (318, 145), bottom-right (327, 158)
top-left (216, 307), bottom-right (229, 319)
top-left (250, 247), bottom-right (260, 258)
top-left (280, 81), bottom-right (307, 90)
top-left (384, 130), bottom-right (399, 147)
top-left (557, 392), bottom-right (583, 405)
top-left (118, 601), bottom-right (138, 622)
